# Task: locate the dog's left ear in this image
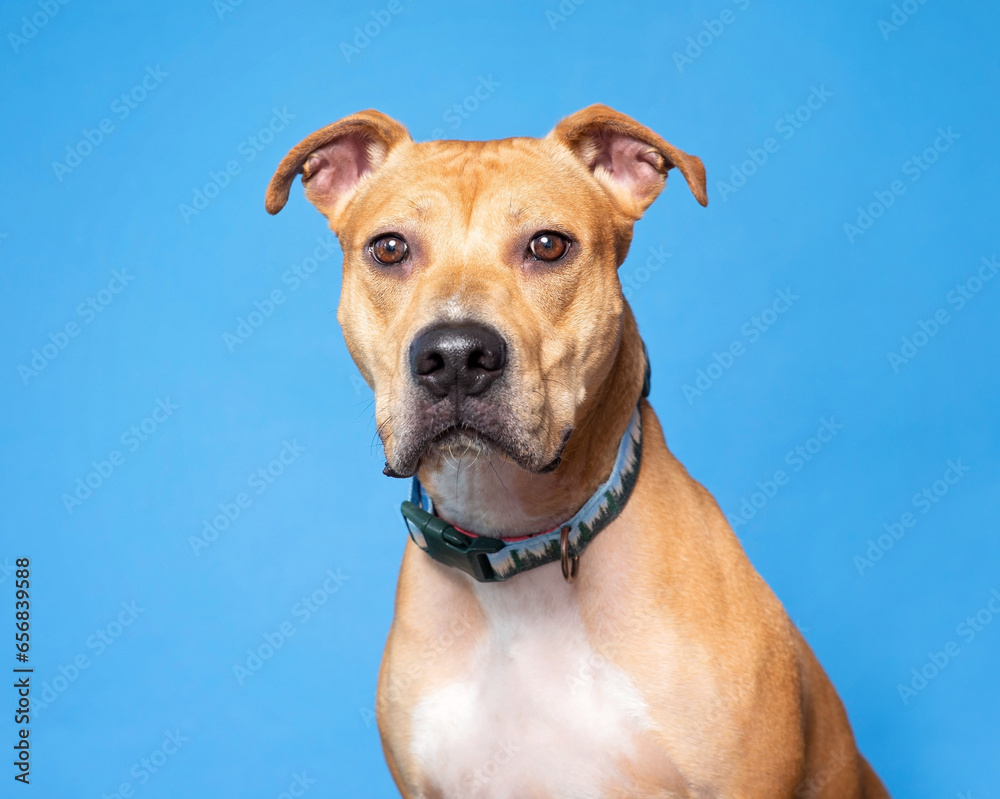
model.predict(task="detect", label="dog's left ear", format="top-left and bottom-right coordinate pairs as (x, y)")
top-left (549, 104), bottom-right (708, 217)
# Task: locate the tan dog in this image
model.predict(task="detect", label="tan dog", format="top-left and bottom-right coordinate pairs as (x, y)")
top-left (266, 105), bottom-right (890, 798)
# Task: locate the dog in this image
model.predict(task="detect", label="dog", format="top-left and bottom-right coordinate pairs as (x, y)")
top-left (266, 104), bottom-right (890, 798)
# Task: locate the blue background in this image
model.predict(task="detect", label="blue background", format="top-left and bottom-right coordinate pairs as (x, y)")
top-left (2, 0), bottom-right (998, 796)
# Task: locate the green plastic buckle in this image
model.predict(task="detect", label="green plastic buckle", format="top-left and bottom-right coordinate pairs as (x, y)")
top-left (401, 501), bottom-right (506, 582)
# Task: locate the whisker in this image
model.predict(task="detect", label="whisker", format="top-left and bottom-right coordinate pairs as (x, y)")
top-left (488, 457), bottom-right (511, 496)
top-left (353, 398), bottom-right (376, 421)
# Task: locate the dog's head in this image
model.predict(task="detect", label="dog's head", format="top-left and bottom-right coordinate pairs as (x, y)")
top-left (267, 105), bottom-right (706, 479)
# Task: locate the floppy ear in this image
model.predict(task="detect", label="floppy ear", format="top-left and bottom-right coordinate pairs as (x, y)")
top-left (265, 109), bottom-right (411, 227)
top-left (548, 104), bottom-right (707, 217)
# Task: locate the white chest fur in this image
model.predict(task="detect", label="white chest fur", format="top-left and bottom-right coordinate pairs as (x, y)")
top-left (408, 562), bottom-right (656, 798)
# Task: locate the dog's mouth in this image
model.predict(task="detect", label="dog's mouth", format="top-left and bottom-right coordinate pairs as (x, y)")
top-left (384, 416), bottom-right (570, 479)
top-left (428, 425), bottom-right (509, 470)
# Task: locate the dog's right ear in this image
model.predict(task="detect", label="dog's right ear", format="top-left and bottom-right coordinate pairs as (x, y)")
top-left (265, 109), bottom-right (411, 228)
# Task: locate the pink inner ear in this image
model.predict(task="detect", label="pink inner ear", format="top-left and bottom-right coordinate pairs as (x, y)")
top-left (588, 130), bottom-right (664, 201)
top-left (303, 132), bottom-right (374, 203)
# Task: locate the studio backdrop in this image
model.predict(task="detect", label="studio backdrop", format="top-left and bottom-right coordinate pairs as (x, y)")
top-left (1, 1), bottom-right (998, 797)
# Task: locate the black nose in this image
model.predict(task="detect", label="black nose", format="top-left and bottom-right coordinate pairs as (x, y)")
top-left (409, 323), bottom-right (507, 398)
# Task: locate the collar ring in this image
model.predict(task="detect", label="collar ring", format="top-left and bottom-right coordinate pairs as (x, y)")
top-left (560, 525), bottom-right (579, 583)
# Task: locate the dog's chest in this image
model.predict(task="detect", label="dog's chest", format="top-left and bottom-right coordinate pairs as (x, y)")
top-left (408, 565), bottom-right (668, 798)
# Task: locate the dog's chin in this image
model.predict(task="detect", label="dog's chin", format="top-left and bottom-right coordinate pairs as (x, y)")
top-left (431, 427), bottom-right (496, 458)
top-left (383, 425), bottom-right (569, 479)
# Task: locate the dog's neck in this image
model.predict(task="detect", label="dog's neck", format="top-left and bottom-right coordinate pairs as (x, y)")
top-left (417, 310), bottom-right (647, 538)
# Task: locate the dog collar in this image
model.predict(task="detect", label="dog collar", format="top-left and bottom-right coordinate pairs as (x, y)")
top-left (400, 349), bottom-right (650, 583)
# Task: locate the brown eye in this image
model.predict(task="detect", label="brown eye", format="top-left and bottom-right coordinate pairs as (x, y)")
top-left (528, 232), bottom-right (569, 262)
top-left (371, 235), bottom-right (408, 265)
